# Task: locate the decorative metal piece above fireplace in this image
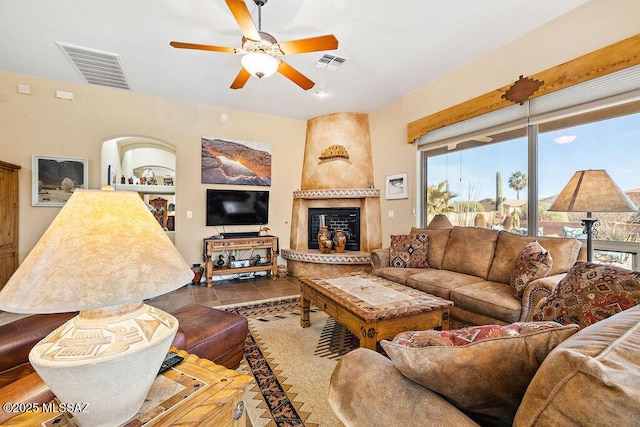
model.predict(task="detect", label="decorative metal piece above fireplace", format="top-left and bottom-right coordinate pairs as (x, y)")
top-left (308, 207), bottom-right (360, 251)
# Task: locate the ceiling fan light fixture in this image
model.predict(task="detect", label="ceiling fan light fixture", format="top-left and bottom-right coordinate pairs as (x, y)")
top-left (241, 52), bottom-right (278, 79)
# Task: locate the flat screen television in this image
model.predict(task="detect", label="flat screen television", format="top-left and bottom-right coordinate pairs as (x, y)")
top-left (206, 189), bottom-right (269, 226)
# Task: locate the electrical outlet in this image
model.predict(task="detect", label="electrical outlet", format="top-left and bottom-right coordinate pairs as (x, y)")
top-left (186, 210), bottom-right (192, 219)
top-left (388, 210), bottom-right (394, 218)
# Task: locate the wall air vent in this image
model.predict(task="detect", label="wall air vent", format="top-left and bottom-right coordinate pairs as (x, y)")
top-left (315, 54), bottom-right (348, 72)
top-left (57, 42), bottom-right (131, 90)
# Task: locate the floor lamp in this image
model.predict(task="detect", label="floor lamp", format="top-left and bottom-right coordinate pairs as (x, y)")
top-left (548, 170), bottom-right (638, 262)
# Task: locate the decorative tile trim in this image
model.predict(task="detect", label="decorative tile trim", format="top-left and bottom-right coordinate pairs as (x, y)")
top-left (293, 188), bottom-right (380, 199)
top-left (281, 249), bottom-right (371, 265)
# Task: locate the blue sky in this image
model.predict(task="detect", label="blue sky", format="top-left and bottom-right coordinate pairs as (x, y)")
top-left (427, 112), bottom-right (640, 201)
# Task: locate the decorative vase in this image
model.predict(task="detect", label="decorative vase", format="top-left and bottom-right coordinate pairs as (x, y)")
top-left (333, 229), bottom-right (346, 253)
top-left (191, 263), bottom-right (204, 285)
top-left (318, 226), bottom-right (333, 254)
top-left (277, 264), bottom-right (288, 277)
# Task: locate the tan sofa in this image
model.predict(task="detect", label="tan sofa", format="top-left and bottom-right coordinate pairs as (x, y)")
top-left (371, 226), bottom-right (583, 326)
top-left (329, 303), bottom-right (640, 426)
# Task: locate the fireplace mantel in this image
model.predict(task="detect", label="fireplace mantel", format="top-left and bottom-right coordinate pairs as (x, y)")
top-left (293, 188), bottom-right (380, 199)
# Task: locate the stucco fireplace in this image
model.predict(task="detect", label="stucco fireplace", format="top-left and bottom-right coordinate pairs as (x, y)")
top-left (281, 112), bottom-right (382, 277)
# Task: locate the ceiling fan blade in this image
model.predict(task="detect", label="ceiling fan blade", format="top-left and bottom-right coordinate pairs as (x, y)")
top-left (230, 68), bottom-right (251, 89)
top-left (278, 35), bottom-right (338, 55)
top-left (225, 0), bottom-right (261, 41)
top-left (278, 61), bottom-right (314, 90)
top-left (170, 41), bottom-right (238, 53)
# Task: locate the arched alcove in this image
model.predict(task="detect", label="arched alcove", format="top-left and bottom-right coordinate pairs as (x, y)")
top-left (101, 136), bottom-right (177, 236)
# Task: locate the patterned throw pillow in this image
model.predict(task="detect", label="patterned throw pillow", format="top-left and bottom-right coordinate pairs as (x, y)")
top-left (381, 322), bottom-right (579, 424)
top-left (510, 241), bottom-right (553, 300)
top-left (389, 233), bottom-right (428, 268)
top-left (533, 261), bottom-right (640, 328)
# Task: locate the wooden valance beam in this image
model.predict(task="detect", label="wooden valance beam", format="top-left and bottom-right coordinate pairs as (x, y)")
top-left (407, 33), bottom-right (640, 143)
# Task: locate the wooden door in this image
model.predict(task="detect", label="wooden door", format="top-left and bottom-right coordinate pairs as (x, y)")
top-left (0, 161), bottom-right (21, 289)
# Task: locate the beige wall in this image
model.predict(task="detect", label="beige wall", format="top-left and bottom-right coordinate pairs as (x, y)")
top-left (0, 72), bottom-right (305, 265)
top-left (371, 0), bottom-right (640, 243)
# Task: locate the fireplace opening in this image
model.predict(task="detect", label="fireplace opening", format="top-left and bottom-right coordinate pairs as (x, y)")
top-left (308, 207), bottom-right (360, 251)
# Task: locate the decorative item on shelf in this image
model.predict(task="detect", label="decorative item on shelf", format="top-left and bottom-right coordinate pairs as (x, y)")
top-left (319, 144), bottom-right (350, 160)
top-left (0, 188), bottom-right (193, 427)
top-left (548, 169), bottom-right (638, 262)
top-left (140, 176), bottom-right (146, 185)
top-left (277, 264), bottom-right (288, 277)
top-left (128, 177), bottom-right (134, 184)
top-left (191, 263), bottom-right (204, 285)
top-left (141, 168), bottom-right (158, 185)
top-left (216, 254), bottom-right (225, 269)
top-left (163, 176), bottom-right (174, 186)
top-left (121, 175), bottom-right (126, 184)
top-left (318, 225), bottom-right (333, 254)
top-left (259, 226), bottom-right (270, 236)
top-left (333, 229), bottom-right (347, 253)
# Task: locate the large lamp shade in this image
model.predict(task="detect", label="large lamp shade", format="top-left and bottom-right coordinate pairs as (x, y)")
top-left (548, 170), bottom-right (638, 262)
top-left (0, 189), bottom-right (192, 313)
top-left (548, 169), bottom-right (637, 213)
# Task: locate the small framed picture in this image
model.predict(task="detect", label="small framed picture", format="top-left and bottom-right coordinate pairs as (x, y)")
top-left (32, 155), bottom-right (88, 206)
top-left (385, 172), bottom-right (408, 200)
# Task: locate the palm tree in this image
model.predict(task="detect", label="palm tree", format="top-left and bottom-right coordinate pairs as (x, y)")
top-left (427, 181), bottom-right (458, 214)
top-left (508, 171), bottom-right (528, 200)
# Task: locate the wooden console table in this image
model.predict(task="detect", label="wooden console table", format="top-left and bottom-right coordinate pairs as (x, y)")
top-left (2, 348), bottom-right (254, 426)
top-left (203, 235), bottom-right (279, 287)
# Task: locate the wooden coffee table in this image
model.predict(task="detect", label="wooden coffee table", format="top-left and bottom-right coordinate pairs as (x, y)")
top-left (300, 272), bottom-right (453, 350)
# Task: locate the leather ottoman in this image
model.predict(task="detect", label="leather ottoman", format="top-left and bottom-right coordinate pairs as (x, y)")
top-left (171, 303), bottom-right (248, 369)
top-left (0, 304), bottom-right (248, 389)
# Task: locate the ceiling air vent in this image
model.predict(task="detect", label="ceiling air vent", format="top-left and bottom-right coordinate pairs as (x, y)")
top-left (57, 42), bottom-right (131, 90)
top-left (315, 54), bottom-right (348, 72)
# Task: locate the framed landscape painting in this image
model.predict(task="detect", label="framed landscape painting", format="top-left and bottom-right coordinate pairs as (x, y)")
top-left (385, 172), bottom-right (408, 199)
top-left (32, 155), bottom-right (88, 206)
top-left (201, 136), bottom-right (272, 186)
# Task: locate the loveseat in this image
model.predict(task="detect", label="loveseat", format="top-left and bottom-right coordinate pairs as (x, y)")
top-left (371, 226), bottom-right (583, 326)
top-left (329, 303), bottom-right (640, 426)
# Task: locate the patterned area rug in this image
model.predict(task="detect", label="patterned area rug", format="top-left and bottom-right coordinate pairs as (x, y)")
top-left (221, 297), bottom-right (358, 426)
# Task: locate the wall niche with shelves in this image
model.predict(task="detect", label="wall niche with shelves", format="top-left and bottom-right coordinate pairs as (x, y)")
top-left (101, 136), bottom-right (176, 233)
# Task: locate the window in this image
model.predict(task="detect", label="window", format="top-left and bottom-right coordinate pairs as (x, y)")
top-left (537, 109), bottom-right (640, 268)
top-left (425, 129), bottom-right (527, 234)
top-left (422, 104), bottom-right (640, 270)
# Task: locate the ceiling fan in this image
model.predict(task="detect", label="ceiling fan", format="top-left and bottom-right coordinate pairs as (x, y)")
top-left (170, 0), bottom-right (339, 90)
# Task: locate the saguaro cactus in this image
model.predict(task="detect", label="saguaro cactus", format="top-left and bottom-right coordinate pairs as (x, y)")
top-left (496, 172), bottom-right (504, 214)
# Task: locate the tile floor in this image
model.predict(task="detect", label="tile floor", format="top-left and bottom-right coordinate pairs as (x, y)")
top-left (146, 274), bottom-right (302, 313)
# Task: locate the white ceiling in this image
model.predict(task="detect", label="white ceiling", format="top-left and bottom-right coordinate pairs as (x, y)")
top-left (0, 0), bottom-right (588, 120)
